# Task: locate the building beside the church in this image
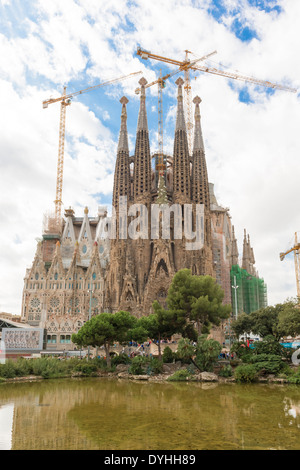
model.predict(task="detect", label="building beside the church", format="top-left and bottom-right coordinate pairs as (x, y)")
top-left (21, 206), bottom-right (110, 350)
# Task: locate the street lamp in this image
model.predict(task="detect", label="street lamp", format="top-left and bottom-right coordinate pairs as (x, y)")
top-left (232, 275), bottom-right (239, 321)
top-left (87, 278), bottom-right (94, 360)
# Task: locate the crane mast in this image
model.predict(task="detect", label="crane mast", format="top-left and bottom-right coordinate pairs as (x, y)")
top-left (135, 50), bottom-right (217, 166)
top-left (183, 50), bottom-right (194, 153)
top-left (43, 71), bottom-right (142, 228)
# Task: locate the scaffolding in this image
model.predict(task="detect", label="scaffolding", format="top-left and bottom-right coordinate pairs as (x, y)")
top-left (42, 211), bottom-right (62, 237)
top-left (231, 264), bottom-right (267, 316)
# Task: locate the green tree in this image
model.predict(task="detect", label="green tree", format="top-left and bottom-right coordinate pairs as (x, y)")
top-left (231, 299), bottom-right (300, 341)
top-left (175, 335), bottom-right (222, 372)
top-left (138, 301), bottom-right (177, 360)
top-left (176, 338), bottom-right (196, 363)
top-left (231, 313), bottom-right (253, 338)
top-left (166, 269), bottom-right (231, 336)
top-left (249, 306), bottom-right (282, 340)
top-left (277, 302), bottom-right (300, 338)
top-left (195, 334), bottom-right (222, 372)
top-left (72, 311), bottom-right (146, 368)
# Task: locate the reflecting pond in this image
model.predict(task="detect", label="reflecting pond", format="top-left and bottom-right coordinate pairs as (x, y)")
top-left (0, 378), bottom-right (300, 450)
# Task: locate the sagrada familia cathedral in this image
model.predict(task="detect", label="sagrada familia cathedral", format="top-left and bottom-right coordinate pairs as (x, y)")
top-left (20, 76), bottom-right (266, 349)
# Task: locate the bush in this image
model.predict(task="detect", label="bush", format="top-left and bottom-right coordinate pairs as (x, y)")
top-left (0, 361), bottom-right (16, 379)
top-left (94, 357), bottom-right (110, 370)
top-left (176, 338), bottom-right (195, 363)
top-left (74, 361), bottom-right (98, 376)
top-left (147, 358), bottom-right (163, 375)
top-left (0, 357), bottom-right (93, 380)
top-left (231, 342), bottom-right (253, 362)
top-left (253, 336), bottom-right (287, 357)
top-left (219, 364), bottom-right (233, 378)
top-left (167, 369), bottom-right (190, 381)
top-left (128, 356), bottom-right (149, 375)
top-left (111, 353), bottom-right (130, 366)
top-left (162, 346), bottom-right (174, 363)
top-left (248, 354), bottom-right (286, 376)
top-left (195, 335), bottom-right (221, 372)
top-left (234, 364), bottom-right (258, 383)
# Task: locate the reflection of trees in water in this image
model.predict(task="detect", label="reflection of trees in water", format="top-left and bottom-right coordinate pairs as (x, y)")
top-left (1, 379), bottom-right (300, 449)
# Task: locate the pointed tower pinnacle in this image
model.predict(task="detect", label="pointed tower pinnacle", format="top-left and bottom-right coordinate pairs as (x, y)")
top-left (192, 96), bottom-right (204, 150)
top-left (137, 77), bottom-right (148, 131)
top-left (113, 96), bottom-right (131, 208)
top-left (231, 225), bottom-right (239, 266)
top-left (175, 77), bottom-right (186, 132)
top-left (191, 95), bottom-right (209, 208)
top-left (133, 77), bottom-right (151, 200)
top-left (242, 229), bottom-right (251, 272)
top-left (247, 233), bottom-right (256, 275)
top-left (118, 96), bottom-right (129, 152)
top-left (173, 77), bottom-right (190, 202)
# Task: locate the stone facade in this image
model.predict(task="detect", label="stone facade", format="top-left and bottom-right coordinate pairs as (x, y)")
top-left (105, 77), bottom-right (216, 318)
top-left (21, 206), bottom-right (110, 350)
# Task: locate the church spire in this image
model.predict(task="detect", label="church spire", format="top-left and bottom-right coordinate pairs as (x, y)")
top-left (118, 96), bottom-right (129, 152)
top-left (231, 225), bottom-right (239, 266)
top-left (191, 96), bottom-right (209, 208)
top-left (175, 77), bottom-right (187, 132)
top-left (113, 96), bottom-right (131, 208)
top-left (173, 77), bottom-right (190, 202)
top-left (133, 77), bottom-right (151, 200)
top-left (192, 96), bottom-right (204, 151)
top-left (242, 229), bottom-right (251, 272)
top-left (137, 77), bottom-right (148, 131)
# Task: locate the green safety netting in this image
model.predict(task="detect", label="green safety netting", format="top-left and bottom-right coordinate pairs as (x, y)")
top-left (230, 264), bottom-right (267, 315)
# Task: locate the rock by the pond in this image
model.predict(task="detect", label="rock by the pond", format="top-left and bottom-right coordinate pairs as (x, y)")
top-left (199, 372), bottom-right (218, 382)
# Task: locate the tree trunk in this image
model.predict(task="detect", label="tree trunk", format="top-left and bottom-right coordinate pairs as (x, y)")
top-left (158, 333), bottom-right (162, 361)
top-left (190, 356), bottom-right (201, 372)
top-left (105, 342), bottom-right (111, 368)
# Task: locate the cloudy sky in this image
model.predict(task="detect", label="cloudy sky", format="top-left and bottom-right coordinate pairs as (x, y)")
top-left (0, 0), bottom-right (300, 315)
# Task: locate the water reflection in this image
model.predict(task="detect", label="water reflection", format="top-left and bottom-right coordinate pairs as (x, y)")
top-left (0, 379), bottom-right (300, 450)
top-left (0, 403), bottom-right (14, 450)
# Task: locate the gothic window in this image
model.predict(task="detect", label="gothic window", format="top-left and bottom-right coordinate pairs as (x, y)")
top-left (125, 291), bottom-right (133, 301)
top-left (48, 296), bottom-right (61, 316)
top-left (68, 297), bottom-right (80, 315)
top-left (155, 259), bottom-right (169, 277)
top-left (91, 297), bottom-right (99, 316)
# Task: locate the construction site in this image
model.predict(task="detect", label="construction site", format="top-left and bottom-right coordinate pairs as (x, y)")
top-left (15, 44), bottom-right (300, 353)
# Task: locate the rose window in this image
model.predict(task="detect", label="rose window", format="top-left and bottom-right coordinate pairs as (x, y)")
top-left (30, 298), bottom-right (41, 309)
top-left (50, 297), bottom-right (60, 308)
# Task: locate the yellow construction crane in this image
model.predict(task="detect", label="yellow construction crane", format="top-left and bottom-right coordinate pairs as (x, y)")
top-left (135, 51), bottom-right (217, 175)
top-left (43, 71), bottom-right (142, 225)
top-left (137, 47), bottom-right (297, 153)
top-left (280, 232), bottom-right (300, 298)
